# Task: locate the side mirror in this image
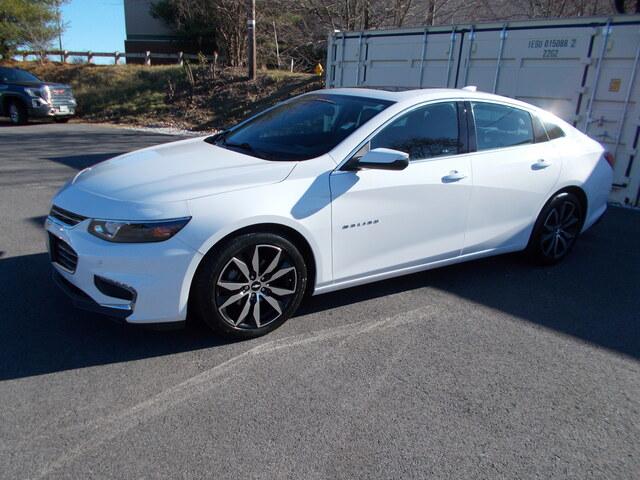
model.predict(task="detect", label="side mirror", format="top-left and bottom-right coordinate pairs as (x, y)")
top-left (346, 148), bottom-right (409, 171)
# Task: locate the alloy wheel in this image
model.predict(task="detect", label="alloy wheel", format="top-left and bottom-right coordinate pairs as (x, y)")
top-left (540, 200), bottom-right (580, 259)
top-left (215, 244), bottom-right (297, 329)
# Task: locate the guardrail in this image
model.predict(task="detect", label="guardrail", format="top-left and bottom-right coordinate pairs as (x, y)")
top-left (14, 50), bottom-right (217, 66)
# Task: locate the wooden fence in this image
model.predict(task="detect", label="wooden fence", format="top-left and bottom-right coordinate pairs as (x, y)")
top-left (14, 50), bottom-right (217, 66)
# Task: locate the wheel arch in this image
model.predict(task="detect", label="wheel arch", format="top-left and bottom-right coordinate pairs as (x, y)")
top-left (187, 222), bottom-right (319, 316)
top-left (536, 185), bottom-right (588, 221)
top-left (558, 185), bottom-right (588, 216)
top-left (528, 184), bottom-right (588, 248)
top-left (1, 94), bottom-right (28, 113)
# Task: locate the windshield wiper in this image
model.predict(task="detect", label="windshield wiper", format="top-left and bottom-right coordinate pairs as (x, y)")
top-left (221, 140), bottom-right (271, 159)
top-left (223, 140), bottom-right (254, 152)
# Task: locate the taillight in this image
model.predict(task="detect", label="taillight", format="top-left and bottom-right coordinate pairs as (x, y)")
top-left (604, 152), bottom-right (615, 167)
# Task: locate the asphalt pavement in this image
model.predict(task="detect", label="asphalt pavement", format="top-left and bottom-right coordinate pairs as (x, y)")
top-left (0, 121), bottom-right (638, 479)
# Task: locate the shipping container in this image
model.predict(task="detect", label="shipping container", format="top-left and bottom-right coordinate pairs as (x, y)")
top-left (326, 15), bottom-right (640, 206)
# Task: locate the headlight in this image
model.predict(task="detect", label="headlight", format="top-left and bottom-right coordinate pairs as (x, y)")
top-left (24, 88), bottom-right (39, 97)
top-left (25, 86), bottom-right (51, 104)
top-left (88, 217), bottom-right (191, 243)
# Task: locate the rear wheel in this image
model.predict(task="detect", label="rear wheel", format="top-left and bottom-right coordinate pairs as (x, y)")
top-left (194, 233), bottom-right (308, 339)
top-left (8, 100), bottom-right (28, 125)
top-left (527, 192), bottom-right (584, 265)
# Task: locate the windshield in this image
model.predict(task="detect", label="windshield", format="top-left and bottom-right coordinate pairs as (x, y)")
top-left (0, 67), bottom-right (41, 83)
top-left (209, 94), bottom-right (394, 161)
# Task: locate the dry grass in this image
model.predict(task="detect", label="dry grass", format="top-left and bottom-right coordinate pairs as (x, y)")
top-left (3, 60), bottom-right (321, 130)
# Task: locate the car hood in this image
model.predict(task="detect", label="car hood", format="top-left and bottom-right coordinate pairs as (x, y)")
top-left (58, 137), bottom-right (296, 208)
top-left (11, 81), bottom-right (71, 89)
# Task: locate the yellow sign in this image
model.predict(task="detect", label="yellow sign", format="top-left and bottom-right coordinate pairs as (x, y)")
top-left (314, 63), bottom-right (324, 76)
top-left (609, 78), bottom-right (621, 92)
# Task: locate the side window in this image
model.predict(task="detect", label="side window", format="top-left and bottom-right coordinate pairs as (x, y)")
top-left (532, 114), bottom-right (549, 143)
top-left (544, 121), bottom-right (565, 140)
top-left (471, 102), bottom-right (534, 150)
top-left (370, 102), bottom-right (460, 161)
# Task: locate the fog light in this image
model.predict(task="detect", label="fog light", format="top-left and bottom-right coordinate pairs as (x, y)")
top-left (94, 276), bottom-right (137, 302)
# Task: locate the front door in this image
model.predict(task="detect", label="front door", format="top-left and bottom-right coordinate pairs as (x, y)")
top-left (330, 101), bottom-right (473, 283)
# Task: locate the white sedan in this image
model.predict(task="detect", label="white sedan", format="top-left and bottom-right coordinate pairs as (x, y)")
top-left (46, 88), bottom-right (613, 337)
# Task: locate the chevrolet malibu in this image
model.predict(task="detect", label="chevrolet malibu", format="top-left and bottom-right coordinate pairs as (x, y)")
top-left (46, 88), bottom-right (613, 338)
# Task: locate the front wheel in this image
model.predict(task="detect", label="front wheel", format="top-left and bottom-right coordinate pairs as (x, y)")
top-left (8, 100), bottom-right (28, 125)
top-left (526, 192), bottom-right (584, 265)
top-left (194, 233), bottom-right (308, 339)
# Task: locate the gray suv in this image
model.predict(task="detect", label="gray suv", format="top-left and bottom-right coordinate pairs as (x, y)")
top-left (0, 66), bottom-right (76, 125)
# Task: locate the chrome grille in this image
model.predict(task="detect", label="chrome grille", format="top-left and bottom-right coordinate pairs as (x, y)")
top-left (50, 87), bottom-right (75, 107)
top-left (50, 205), bottom-right (86, 226)
top-left (49, 233), bottom-right (78, 273)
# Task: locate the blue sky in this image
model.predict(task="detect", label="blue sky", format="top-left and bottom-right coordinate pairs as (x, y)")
top-left (60, 0), bottom-right (126, 59)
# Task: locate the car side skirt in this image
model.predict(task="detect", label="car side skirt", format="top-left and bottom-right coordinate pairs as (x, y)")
top-left (313, 245), bottom-right (520, 295)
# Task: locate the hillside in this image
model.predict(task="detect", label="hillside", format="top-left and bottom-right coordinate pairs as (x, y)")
top-left (6, 61), bottom-right (321, 131)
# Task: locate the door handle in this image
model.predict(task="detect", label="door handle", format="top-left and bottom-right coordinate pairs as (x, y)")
top-left (442, 170), bottom-right (467, 183)
top-left (532, 159), bottom-right (550, 170)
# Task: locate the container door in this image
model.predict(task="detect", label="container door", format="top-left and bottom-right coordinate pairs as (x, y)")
top-left (327, 29), bottom-right (462, 89)
top-left (327, 33), bottom-right (365, 88)
top-left (457, 25), bottom-right (595, 123)
top-left (578, 24), bottom-right (640, 206)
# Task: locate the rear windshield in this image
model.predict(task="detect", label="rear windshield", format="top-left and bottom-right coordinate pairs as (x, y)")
top-left (0, 67), bottom-right (41, 83)
top-left (208, 94), bottom-right (394, 161)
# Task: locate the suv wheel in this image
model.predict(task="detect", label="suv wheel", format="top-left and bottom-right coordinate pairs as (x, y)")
top-left (8, 100), bottom-right (28, 125)
top-left (194, 233), bottom-right (308, 339)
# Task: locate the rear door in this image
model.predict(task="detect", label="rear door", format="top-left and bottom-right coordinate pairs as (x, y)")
top-left (463, 101), bottom-right (562, 254)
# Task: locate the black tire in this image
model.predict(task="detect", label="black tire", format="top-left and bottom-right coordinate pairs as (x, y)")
top-left (194, 232), bottom-right (308, 339)
top-left (8, 100), bottom-right (28, 125)
top-left (526, 191), bottom-right (584, 265)
top-left (54, 117), bottom-right (70, 123)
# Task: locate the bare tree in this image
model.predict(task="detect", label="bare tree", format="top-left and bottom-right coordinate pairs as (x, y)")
top-left (152, 0), bottom-right (624, 73)
top-left (152, 0), bottom-right (246, 66)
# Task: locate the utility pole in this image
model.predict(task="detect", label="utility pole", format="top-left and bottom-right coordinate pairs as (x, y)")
top-left (56, 0), bottom-right (63, 62)
top-left (273, 20), bottom-right (281, 69)
top-left (247, 0), bottom-right (256, 80)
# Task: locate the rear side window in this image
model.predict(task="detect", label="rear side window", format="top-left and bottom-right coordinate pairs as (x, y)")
top-left (471, 102), bottom-right (533, 151)
top-left (544, 121), bottom-right (566, 140)
top-left (370, 102), bottom-right (460, 160)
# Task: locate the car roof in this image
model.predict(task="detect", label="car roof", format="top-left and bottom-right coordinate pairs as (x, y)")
top-left (316, 87), bottom-right (539, 112)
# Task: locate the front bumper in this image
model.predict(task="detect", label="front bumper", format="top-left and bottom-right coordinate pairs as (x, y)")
top-left (29, 101), bottom-right (75, 118)
top-left (45, 215), bottom-right (203, 324)
top-left (52, 270), bottom-right (131, 321)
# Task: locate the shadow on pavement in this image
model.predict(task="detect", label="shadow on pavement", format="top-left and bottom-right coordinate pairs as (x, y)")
top-left (28, 216), bottom-right (47, 227)
top-left (302, 207), bottom-right (640, 360)
top-left (46, 152), bottom-right (126, 170)
top-left (1, 208), bottom-right (638, 381)
top-left (0, 252), bottom-right (230, 381)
